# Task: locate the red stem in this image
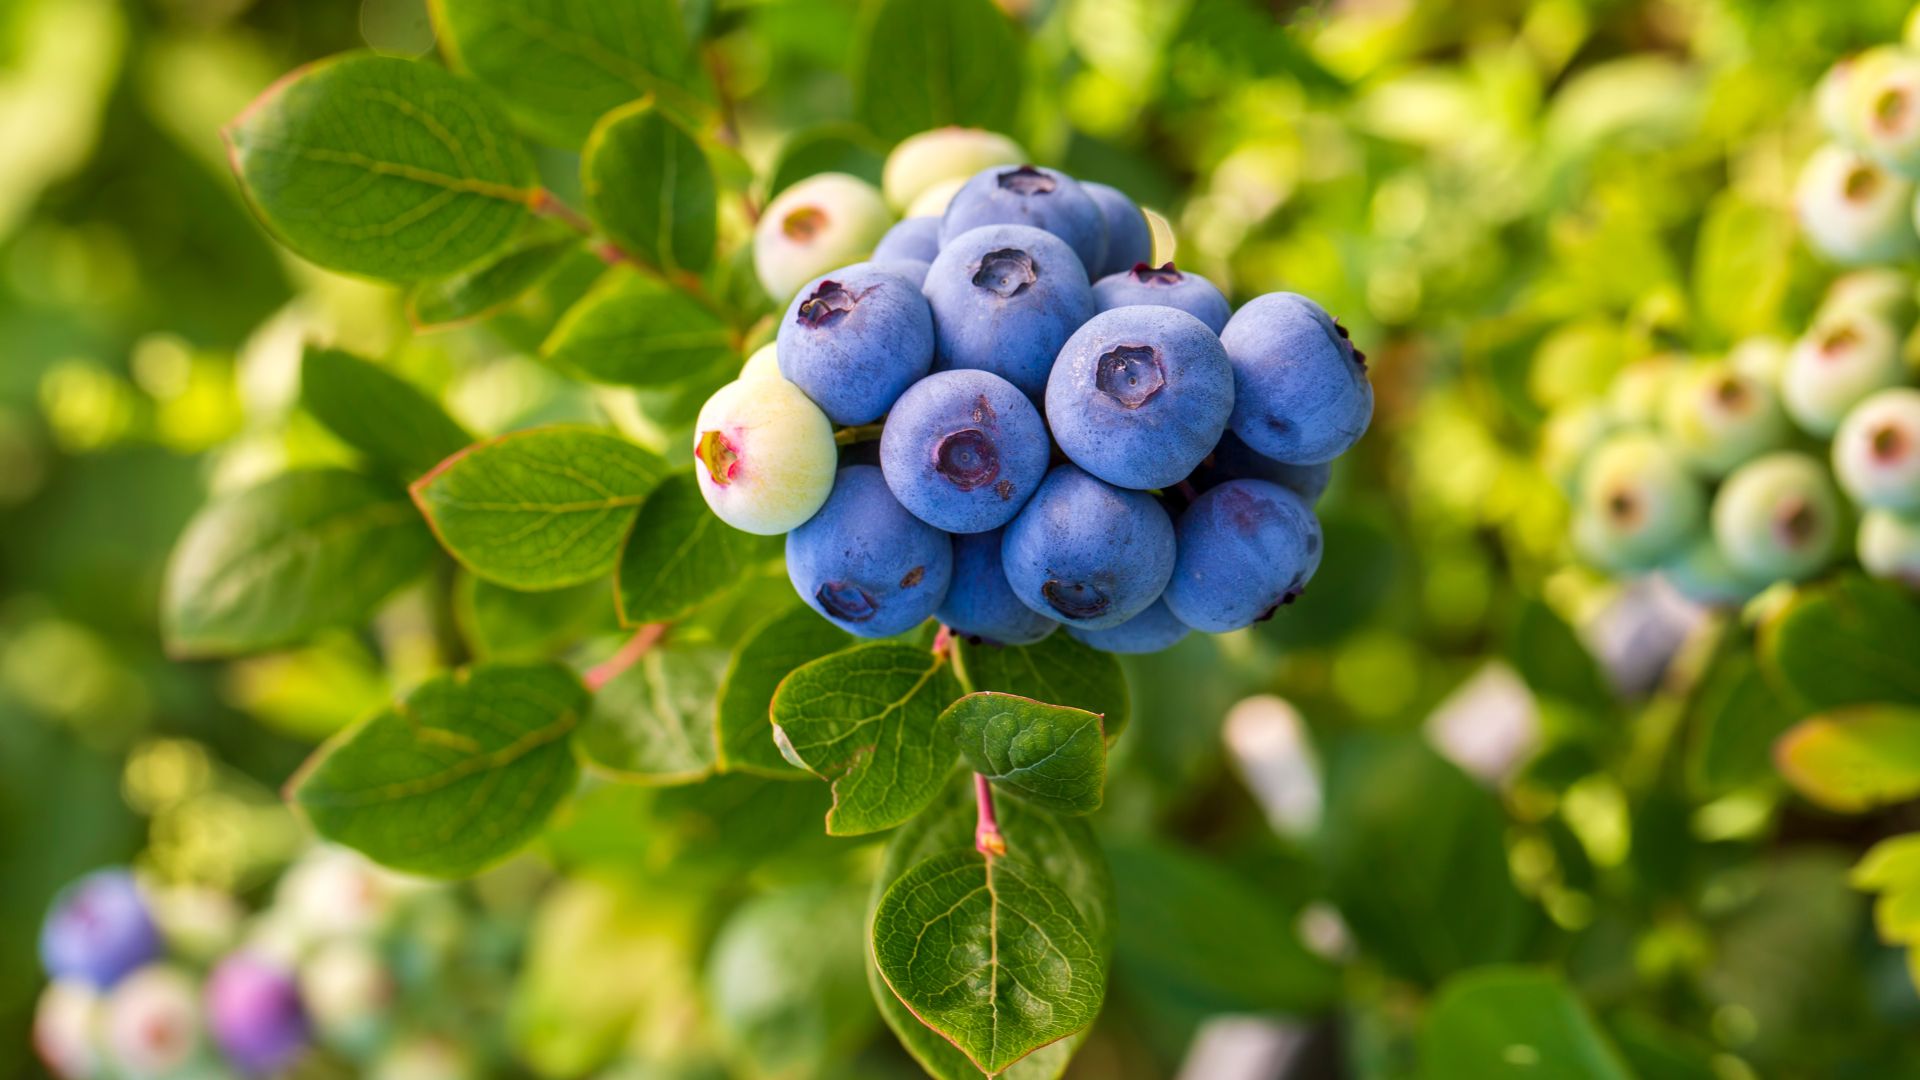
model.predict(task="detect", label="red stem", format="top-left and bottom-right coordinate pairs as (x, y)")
top-left (583, 623), bottom-right (666, 691)
top-left (974, 773), bottom-right (1006, 858)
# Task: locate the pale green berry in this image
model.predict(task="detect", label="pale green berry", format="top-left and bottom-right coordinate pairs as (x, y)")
top-left (1711, 452), bottom-right (1844, 584)
top-left (1793, 143), bottom-right (1919, 265)
top-left (1539, 402), bottom-right (1613, 495)
top-left (752, 173), bottom-right (891, 302)
top-left (881, 127), bottom-right (1026, 211)
top-left (1816, 56), bottom-right (1861, 143)
top-left (1859, 507), bottom-right (1920, 586)
top-left (1608, 355), bottom-right (1683, 427)
top-left (1574, 432), bottom-right (1705, 571)
top-left (102, 965), bottom-right (203, 1078)
top-left (906, 175), bottom-right (969, 219)
top-left (1728, 336), bottom-right (1790, 390)
top-left (1661, 538), bottom-right (1762, 608)
top-left (739, 342), bottom-right (781, 381)
top-left (1659, 361), bottom-right (1787, 477)
top-left (1833, 387), bottom-right (1920, 511)
top-left (299, 939), bottom-right (392, 1050)
top-left (1850, 52), bottom-right (1920, 177)
top-left (1816, 267), bottom-right (1916, 326)
top-left (693, 377), bottom-right (837, 535)
top-left (1782, 310), bottom-right (1909, 436)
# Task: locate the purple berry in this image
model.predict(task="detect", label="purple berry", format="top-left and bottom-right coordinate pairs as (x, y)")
top-left (39, 869), bottom-right (162, 990)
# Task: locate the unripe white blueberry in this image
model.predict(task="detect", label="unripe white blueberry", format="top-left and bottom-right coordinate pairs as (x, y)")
top-left (1793, 142), bottom-right (1919, 265)
top-left (752, 173), bottom-right (891, 302)
top-left (1659, 361), bottom-right (1787, 477)
top-left (1850, 52), bottom-right (1920, 177)
top-left (102, 965), bottom-right (203, 1078)
top-left (906, 175), bottom-right (969, 218)
top-left (1539, 402), bottom-right (1613, 495)
top-left (1711, 452), bottom-right (1844, 584)
top-left (882, 127), bottom-right (1026, 211)
top-left (299, 938), bottom-right (394, 1049)
top-left (1608, 355), bottom-right (1683, 427)
top-left (1782, 310), bottom-right (1909, 436)
top-left (35, 981), bottom-right (102, 1080)
top-left (275, 846), bottom-right (411, 946)
top-left (1816, 267), bottom-right (1915, 326)
top-left (694, 378), bottom-right (837, 534)
top-left (1728, 336), bottom-right (1790, 390)
top-left (1860, 507), bottom-right (1920, 586)
top-left (1816, 56), bottom-right (1862, 143)
top-left (370, 1035), bottom-right (473, 1080)
top-left (1833, 387), bottom-right (1920, 511)
top-left (1574, 432), bottom-right (1705, 571)
top-left (739, 342), bottom-right (781, 381)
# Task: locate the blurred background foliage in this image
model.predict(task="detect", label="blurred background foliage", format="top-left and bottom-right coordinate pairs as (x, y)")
top-left (9, 0), bottom-right (1920, 1077)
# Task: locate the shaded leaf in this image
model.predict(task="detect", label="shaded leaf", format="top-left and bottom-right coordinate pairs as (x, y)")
top-left (409, 234), bottom-right (580, 330)
top-left (1775, 706), bottom-right (1920, 813)
top-left (578, 645), bottom-right (728, 784)
top-left (715, 605), bottom-right (852, 778)
top-left (852, 0), bottom-right (1023, 141)
top-left (453, 573), bottom-right (619, 662)
top-left (543, 273), bottom-right (736, 386)
top-left (163, 469), bottom-right (435, 657)
top-left (290, 663), bottom-right (585, 877)
top-left (872, 850), bottom-right (1105, 1076)
top-left (770, 643), bottom-right (962, 835)
top-left (411, 425), bottom-right (666, 590)
top-left (1684, 626), bottom-right (1796, 797)
top-left (582, 100), bottom-right (716, 274)
top-left (1760, 573), bottom-right (1920, 712)
top-left (615, 472), bottom-right (780, 626)
top-left (1506, 596), bottom-right (1610, 709)
top-left (941, 693), bottom-right (1105, 815)
top-left (956, 634), bottom-right (1130, 740)
top-left (766, 124), bottom-right (886, 199)
top-left (225, 52), bottom-right (535, 281)
top-left (1694, 192), bottom-right (1793, 345)
top-left (300, 346), bottom-right (473, 477)
top-left (707, 884), bottom-right (878, 1078)
top-left (1420, 967), bottom-right (1632, 1080)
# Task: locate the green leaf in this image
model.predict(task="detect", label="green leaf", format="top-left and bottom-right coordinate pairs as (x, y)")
top-left (543, 273), bottom-right (736, 386)
top-left (1321, 733), bottom-right (1533, 984)
top-left (1775, 706), bottom-right (1920, 813)
top-left (290, 662), bottom-right (585, 877)
top-left (1105, 840), bottom-right (1338, 1015)
top-left (454, 573), bottom-right (618, 662)
top-left (955, 634), bottom-right (1131, 740)
top-left (872, 850), bottom-right (1106, 1076)
top-left (940, 693), bottom-right (1105, 815)
top-left (615, 473), bottom-right (780, 626)
top-left (430, 0), bottom-right (713, 147)
top-left (163, 469), bottom-right (436, 657)
top-left (766, 124), bottom-right (886, 199)
top-left (1684, 626), bottom-right (1797, 797)
top-left (582, 100), bottom-right (716, 274)
top-left (225, 52), bottom-right (536, 282)
top-left (300, 347), bottom-right (473, 478)
top-left (1420, 967), bottom-right (1633, 1080)
top-left (577, 644), bottom-right (728, 784)
top-left (1693, 192), bottom-right (1793, 345)
top-left (1852, 833), bottom-right (1920, 948)
top-left (715, 605), bottom-right (853, 778)
top-left (868, 778), bottom-right (1109, 1080)
top-left (408, 234), bottom-right (580, 330)
top-left (1505, 596), bottom-right (1611, 710)
top-left (1760, 573), bottom-right (1920, 712)
top-left (852, 0), bottom-right (1023, 141)
top-left (770, 642), bottom-right (963, 835)
top-left (411, 425), bottom-right (666, 590)
top-left (707, 884), bottom-right (878, 1079)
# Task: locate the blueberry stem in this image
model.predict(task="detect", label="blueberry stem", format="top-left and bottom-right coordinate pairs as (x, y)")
top-left (583, 623), bottom-right (667, 692)
top-left (833, 423), bottom-right (886, 446)
top-left (974, 772), bottom-right (1006, 858)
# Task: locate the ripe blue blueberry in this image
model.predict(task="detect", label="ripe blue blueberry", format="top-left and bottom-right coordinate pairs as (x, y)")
top-left (786, 465), bottom-right (953, 638)
top-left (206, 952), bottom-right (310, 1077)
top-left (1081, 181), bottom-right (1153, 277)
top-left (1221, 292), bottom-right (1373, 465)
top-left (1201, 430), bottom-right (1333, 503)
top-left (1047, 305), bottom-right (1235, 490)
top-left (874, 216), bottom-right (942, 263)
top-left (39, 869), bottom-right (161, 990)
top-left (1092, 262), bottom-right (1231, 334)
top-left (1162, 479), bottom-right (1323, 633)
top-left (936, 530), bottom-right (1058, 645)
top-left (923, 224), bottom-right (1095, 401)
top-left (880, 369), bottom-right (1050, 533)
top-left (1065, 597), bottom-right (1190, 654)
top-left (1001, 465), bottom-right (1175, 629)
top-left (776, 263), bottom-right (935, 424)
top-left (940, 164), bottom-right (1107, 276)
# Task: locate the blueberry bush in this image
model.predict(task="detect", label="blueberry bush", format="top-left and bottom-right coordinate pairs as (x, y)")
top-left (14, 0), bottom-right (1920, 1078)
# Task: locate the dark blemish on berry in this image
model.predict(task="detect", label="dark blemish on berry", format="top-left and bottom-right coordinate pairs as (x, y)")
top-left (900, 566), bottom-right (925, 588)
top-left (934, 428), bottom-right (1000, 490)
top-left (1217, 486), bottom-right (1274, 532)
top-left (1844, 166), bottom-right (1880, 202)
top-left (1333, 317), bottom-right (1368, 370)
top-left (995, 479), bottom-right (1014, 500)
top-left (1305, 531), bottom-right (1321, 556)
top-left (1132, 262), bottom-right (1183, 286)
top-left (816, 581), bottom-right (877, 622)
top-left (797, 281), bottom-right (873, 328)
top-left (970, 393), bottom-right (997, 425)
top-left (1606, 488), bottom-right (1641, 526)
top-left (972, 249), bottom-right (1038, 298)
top-left (1872, 422), bottom-right (1910, 463)
top-left (1776, 497), bottom-right (1819, 548)
top-left (1042, 580), bottom-right (1109, 619)
top-left (1821, 324), bottom-right (1860, 356)
top-left (997, 166), bottom-right (1055, 196)
top-left (1096, 345), bottom-right (1165, 409)
top-left (782, 206), bottom-right (827, 241)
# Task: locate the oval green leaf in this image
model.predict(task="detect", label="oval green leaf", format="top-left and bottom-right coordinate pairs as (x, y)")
top-left (543, 273), bottom-right (736, 386)
top-left (1759, 573), bottom-right (1920, 712)
top-left (1419, 967), bottom-right (1633, 1080)
top-left (409, 233), bottom-right (581, 330)
top-left (853, 0), bottom-right (1023, 141)
top-left (578, 645), bottom-right (728, 784)
top-left (941, 693), bottom-right (1105, 815)
top-left (955, 634), bottom-right (1131, 740)
top-left (583, 100), bottom-right (717, 275)
top-left (1776, 706), bottom-right (1920, 814)
top-left (714, 605), bottom-right (854, 778)
top-left (615, 472), bottom-right (781, 627)
top-left (300, 347), bottom-right (473, 478)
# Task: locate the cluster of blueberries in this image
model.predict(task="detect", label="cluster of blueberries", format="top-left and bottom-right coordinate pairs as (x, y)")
top-left (34, 851), bottom-right (464, 1080)
top-left (698, 133), bottom-right (1373, 653)
top-left (1798, 23), bottom-right (1920, 266)
top-left (1546, 269), bottom-right (1920, 602)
